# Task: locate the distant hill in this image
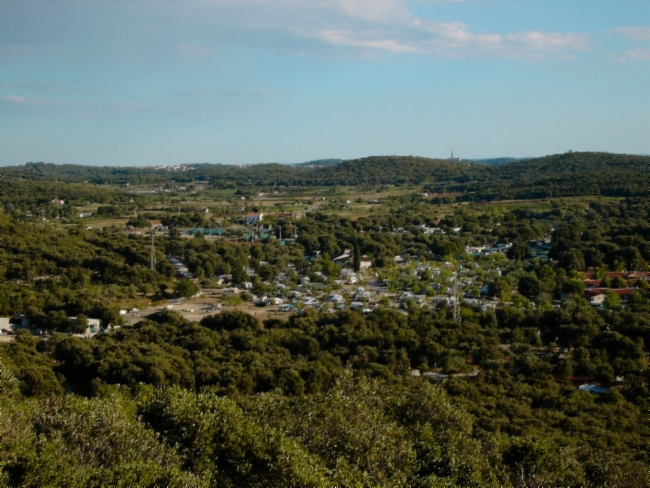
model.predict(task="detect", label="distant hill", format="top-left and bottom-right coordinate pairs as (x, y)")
top-left (1, 152), bottom-right (646, 200)
top-left (451, 152), bottom-right (648, 200)
top-left (308, 156), bottom-right (482, 186)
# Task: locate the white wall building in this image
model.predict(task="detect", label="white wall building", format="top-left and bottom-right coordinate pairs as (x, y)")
top-left (246, 212), bottom-right (263, 225)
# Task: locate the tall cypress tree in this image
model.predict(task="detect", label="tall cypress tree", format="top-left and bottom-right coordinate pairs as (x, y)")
top-left (353, 239), bottom-right (361, 272)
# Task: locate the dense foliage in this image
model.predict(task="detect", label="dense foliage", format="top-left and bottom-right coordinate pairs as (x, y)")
top-left (1, 153), bottom-right (649, 486)
top-left (3, 302), bottom-right (648, 485)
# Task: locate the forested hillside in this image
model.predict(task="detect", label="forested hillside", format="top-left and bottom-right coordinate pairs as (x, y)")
top-left (1, 156), bottom-right (649, 486)
top-left (2, 152), bottom-right (647, 199)
top-left (452, 152), bottom-right (648, 200)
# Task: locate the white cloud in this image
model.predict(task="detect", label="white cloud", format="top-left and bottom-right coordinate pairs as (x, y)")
top-left (3, 95), bottom-right (28, 103)
top-left (173, 88), bottom-right (278, 97)
top-left (313, 19), bottom-right (589, 59)
top-left (224, 0), bottom-right (592, 59)
top-left (621, 47), bottom-right (650, 61)
top-left (613, 26), bottom-right (650, 42)
top-left (318, 30), bottom-right (417, 52)
top-left (1, 0), bottom-right (591, 62)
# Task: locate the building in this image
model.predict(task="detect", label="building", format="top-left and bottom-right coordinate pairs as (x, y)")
top-left (69, 317), bottom-right (103, 336)
top-left (589, 294), bottom-right (607, 306)
top-left (583, 288), bottom-right (635, 302)
top-left (359, 256), bottom-right (373, 269)
top-left (246, 212), bottom-right (263, 225)
top-left (76, 212), bottom-right (93, 218)
top-left (333, 249), bottom-right (352, 266)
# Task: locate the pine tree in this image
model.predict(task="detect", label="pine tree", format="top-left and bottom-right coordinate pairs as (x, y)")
top-left (353, 239), bottom-right (361, 273)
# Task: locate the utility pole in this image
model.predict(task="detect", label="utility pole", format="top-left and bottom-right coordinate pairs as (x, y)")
top-left (150, 231), bottom-right (156, 270)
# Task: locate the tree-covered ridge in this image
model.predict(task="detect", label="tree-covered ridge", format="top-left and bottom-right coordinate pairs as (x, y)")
top-left (0, 161), bottom-right (312, 187)
top-left (309, 155), bottom-right (480, 185)
top-left (0, 178), bottom-right (132, 208)
top-left (2, 152), bottom-right (647, 199)
top-left (453, 152), bottom-right (649, 200)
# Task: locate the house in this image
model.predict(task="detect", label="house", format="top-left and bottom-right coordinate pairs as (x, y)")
top-left (589, 294), bottom-right (607, 306)
top-left (583, 288), bottom-right (635, 302)
top-left (246, 212), bottom-right (263, 225)
top-left (76, 212), bottom-right (93, 218)
top-left (360, 256), bottom-right (373, 269)
top-left (333, 249), bottom-right (352, 266)
top-left (69, 317), bottom-right (103, 336)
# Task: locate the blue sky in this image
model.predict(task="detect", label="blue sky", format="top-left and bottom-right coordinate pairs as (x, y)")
top-left (1, 0), bottom-right (648, 166)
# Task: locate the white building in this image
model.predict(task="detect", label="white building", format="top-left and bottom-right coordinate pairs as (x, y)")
top-left (333, 249), bottom-right (352, 265)
top-left (246, 212), bottom-right (263, 225)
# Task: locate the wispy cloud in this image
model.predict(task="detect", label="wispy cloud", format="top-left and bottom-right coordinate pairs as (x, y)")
top-left (200, 0), bottom-right (590, 59)
top-left (172, 88), bottom-right (278, 97)
top-left (314, 23), bottom-right (589, 59)
top-left (0, 0), bottom-right (593, 64)
top-left (0, 82), bottom-right (69, 95)
top-left (612, 26), bottom-right (650, 42)
top-left (1, 96), bottom-right (145, 108)
top-left (3, 95), bottom-right (30, 103)
top-left (619, 47), bottom-right (650, 61)
top-left (1, 91), bottom-right (275, 117)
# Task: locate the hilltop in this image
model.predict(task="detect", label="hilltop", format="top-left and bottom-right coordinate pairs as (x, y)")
top-left (1, 152), bottom-right (646, 199)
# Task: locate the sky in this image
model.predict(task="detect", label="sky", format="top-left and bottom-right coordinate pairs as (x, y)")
top-left (1, 0), bottom-right (648, 166)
